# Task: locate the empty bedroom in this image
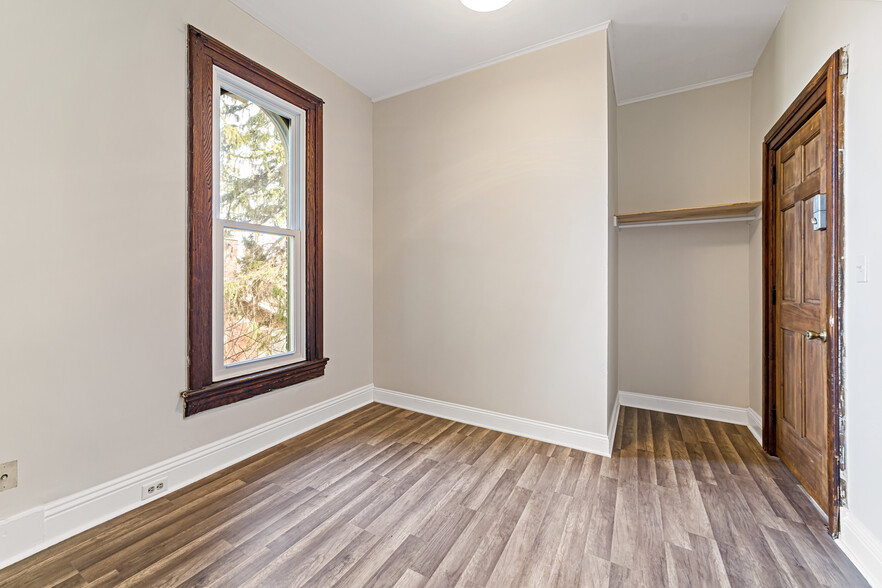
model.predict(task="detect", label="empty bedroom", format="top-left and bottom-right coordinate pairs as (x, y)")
top-left (1, 0), bottom-right (881, 586)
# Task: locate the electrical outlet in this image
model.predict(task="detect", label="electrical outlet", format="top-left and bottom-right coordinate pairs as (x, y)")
top-left (141, 476), bottom-right (169, 500)
top-left (0, 461), bottom-right (18, 492)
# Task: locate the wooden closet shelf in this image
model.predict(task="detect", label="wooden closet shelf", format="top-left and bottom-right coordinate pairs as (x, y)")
top-left (615, 201), bottom-right (762, 226)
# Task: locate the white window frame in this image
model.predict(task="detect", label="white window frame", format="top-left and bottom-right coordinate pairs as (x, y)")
top-left (211, 67), bottom-right (307, 381)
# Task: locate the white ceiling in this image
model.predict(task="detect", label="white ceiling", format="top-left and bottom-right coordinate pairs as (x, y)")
top-left (229, 0), bottom-right (788, 104)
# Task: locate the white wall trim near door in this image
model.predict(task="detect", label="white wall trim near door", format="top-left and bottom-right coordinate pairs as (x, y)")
top-left (838, 509), bottom-right (882, 588)
top-left (746, 408), bottom-right (763, 445)
top-left (617, 391), bottom-right (764, 445)
top-left (616, 70), bottom-right (753, 106)
top-left (373, 387), bottom-right (612, 458)
top-left (0, 384), bottom-right (374, 570)
top-left (618, 390), bottom-right (755, 428)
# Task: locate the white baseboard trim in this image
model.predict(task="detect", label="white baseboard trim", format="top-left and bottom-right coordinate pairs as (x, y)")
top-left (0, 385), bottom-right (777, 572)
top-left (607, 394), bottom-right (621, 455)
top-left (0, 384), bottom-right (373, 570)
top-left (373, 387), bottom-right (611, 458)
top-left (618, 390), bottom-right (752, 426)
top-left (746, 408), bottom-right (763, 445)
top-left (616, 391), bottom-right (766, 449)
top-left (838, 509), bottom-right (882, 587)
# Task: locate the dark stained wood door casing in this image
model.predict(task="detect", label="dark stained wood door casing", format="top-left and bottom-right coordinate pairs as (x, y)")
top-left (763, 50), bottom-right (844, 536)
top-left (774, 107), bottom-right (830, 513)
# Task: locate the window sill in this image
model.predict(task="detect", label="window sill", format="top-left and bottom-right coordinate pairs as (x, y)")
top-left (182, 357), bottom-right (329, 416)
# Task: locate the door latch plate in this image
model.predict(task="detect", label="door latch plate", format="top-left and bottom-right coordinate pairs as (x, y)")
top-left (812, 193), bottom-right (827, 231)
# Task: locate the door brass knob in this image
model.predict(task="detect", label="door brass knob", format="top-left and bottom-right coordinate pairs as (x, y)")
top-left (805, 330), bottom-right (828, 342)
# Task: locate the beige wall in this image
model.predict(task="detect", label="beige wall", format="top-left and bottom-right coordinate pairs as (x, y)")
top-left (748, 221), bottom-right (763, 416)
top-left (0, 0), bottom-right (373, 520)
top-left (607, 51), bottom-right (619, 421)
top-left (617, 80), bottom-right (752, 407)
top-left (618, 78), bottom-right (752, 214)
top-left (618, 224), bottom-right (750, 406)
top-left (749, 0), bottom-right (882, 550)
top-left (373, 32), bottom-right (614, 434)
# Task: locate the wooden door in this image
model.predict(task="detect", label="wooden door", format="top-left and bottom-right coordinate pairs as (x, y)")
top-left (774, 107), bottom-right (830, 513)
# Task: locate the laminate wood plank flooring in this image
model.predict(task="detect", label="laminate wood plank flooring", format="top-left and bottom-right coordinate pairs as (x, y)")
top-left (0, 404), bottom-right (868, 587)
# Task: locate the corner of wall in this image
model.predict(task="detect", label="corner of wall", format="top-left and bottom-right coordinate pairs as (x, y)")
top-left (606, 40), bottom-right (620, 426)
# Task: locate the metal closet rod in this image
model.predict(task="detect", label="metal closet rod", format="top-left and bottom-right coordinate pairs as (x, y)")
top-left (616, 213), bottom-right (762, 229)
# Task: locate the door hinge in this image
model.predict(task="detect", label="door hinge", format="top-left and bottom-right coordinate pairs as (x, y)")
top-left (771, 165), bottom-right (777, 185)
top-left (772, 285), bottom-right (776, 306)
top-left (771, 407), bottom-right (776, 423)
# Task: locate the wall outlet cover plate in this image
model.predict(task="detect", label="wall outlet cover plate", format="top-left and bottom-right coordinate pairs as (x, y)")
top-left (141, 476), bottom-right (169, 500)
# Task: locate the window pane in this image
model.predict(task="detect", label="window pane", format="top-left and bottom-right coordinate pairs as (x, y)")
top-left (223, 229), bottom-right (292, 365)
top-left (219, 91), bottom-right (289, 228)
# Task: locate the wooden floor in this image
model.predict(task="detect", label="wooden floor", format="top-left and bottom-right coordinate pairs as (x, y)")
top-left (0, 403), bottom-right (868, 587)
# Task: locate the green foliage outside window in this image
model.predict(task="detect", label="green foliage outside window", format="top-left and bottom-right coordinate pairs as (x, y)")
top-left (219, 91), bottom-right (292, 364)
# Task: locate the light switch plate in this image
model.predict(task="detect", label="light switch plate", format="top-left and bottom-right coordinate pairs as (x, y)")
top-left (0, 461), bottom-right (18, 492)
top-left (856, 255), bottom-right (869, 283)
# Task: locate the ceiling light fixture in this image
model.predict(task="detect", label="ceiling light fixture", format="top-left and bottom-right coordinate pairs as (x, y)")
top-left (460, 0), bottom-right (513, 12)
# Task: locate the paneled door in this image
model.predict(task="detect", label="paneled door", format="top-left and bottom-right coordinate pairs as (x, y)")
top-left (774, 107), bottom-right (830, 513)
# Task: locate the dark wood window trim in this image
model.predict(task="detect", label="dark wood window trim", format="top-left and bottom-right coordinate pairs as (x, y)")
top-left (182, 26), bottom-right (327, 417)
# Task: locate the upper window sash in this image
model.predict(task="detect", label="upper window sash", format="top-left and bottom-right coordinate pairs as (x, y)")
top-left (214, 68), bottom-right (306, 232)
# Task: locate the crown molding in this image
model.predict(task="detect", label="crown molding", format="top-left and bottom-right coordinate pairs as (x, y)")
top-left (618, 70), bottom-right (753, 106)
top-left (373, 20), bottom-right (611, 102)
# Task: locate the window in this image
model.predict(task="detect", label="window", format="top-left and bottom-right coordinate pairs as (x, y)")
top-left (214, 76), bottom-right (305, 380)
top-left (184, 27), bottom-right (327, 416)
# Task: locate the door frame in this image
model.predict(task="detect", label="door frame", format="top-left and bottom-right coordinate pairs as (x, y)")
top-left (762, 50), bottom-right (845, 536)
